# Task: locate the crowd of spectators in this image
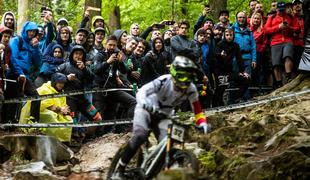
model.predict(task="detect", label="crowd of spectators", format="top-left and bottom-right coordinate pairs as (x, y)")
top-left (0, 0), bottom-right (308, 141)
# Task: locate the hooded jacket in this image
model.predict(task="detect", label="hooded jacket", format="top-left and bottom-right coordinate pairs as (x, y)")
top-left (171, 34), bottom-right (200, 62)
top-left (113, 29), bottom-right (127, 50)
top-left (40, 44), bottom-right (64, 76)
top-left (141, 37), bottom-right (171, 85)
top-left (56, 45), bottom-right (93, 91)
top-left (38, 22), bottom-right (54, 53)
top-left (8, 21), bottom-right (42, 79)
top-left (43, 26), bottom-right (72, 62)
top-left (214, 34), bottom-right (244, 79)
top-left (1, 11), bottom-right (17, 34)
top-left (231, 22), bottom-right (257, 65)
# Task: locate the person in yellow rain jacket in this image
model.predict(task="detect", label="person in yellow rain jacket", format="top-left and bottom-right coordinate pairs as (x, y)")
top-left (20, 73), bottom-right (73, 142)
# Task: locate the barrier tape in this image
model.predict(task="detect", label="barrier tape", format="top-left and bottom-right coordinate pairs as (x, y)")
top-left (0, 88), bottom-right (309, 129)
top-left (205, 88), bottom-right (310, 113)
top-left (2, 88), bottom-right (133, 104)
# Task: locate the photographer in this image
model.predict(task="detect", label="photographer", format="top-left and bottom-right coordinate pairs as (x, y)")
top-left (93, 35), bottom-right (136, 121)
top-left (264, 1), bottom-right (300, 87)
top-left (193, 4), bottom-right (214, 34)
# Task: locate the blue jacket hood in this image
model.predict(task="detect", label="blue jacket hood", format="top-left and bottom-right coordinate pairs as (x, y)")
top-left (21, 21), bottom-right (38, 43)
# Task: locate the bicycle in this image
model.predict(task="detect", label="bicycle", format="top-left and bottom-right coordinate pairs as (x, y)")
top-left (107, 109), bottom-right (200, 180)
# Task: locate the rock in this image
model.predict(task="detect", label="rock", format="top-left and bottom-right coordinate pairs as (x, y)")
top-left (258, 114), bottom-right (278, 126)
top-left (156, 168), bottom-right (196, 180)
top-left (184, 142), bottom-right (204, 157)
top-left (12, 161), bottom-right (65, 180)
top-left (265, 123), bottom-right (298, 150)
top-left (208, 126), bottom-right (240, 147)
top-left (0, 135), bottom-right (73, 166)
top-left (241, 121), bottom-right (266, 143)
top-left (54, 164), bottom-right (72, 177)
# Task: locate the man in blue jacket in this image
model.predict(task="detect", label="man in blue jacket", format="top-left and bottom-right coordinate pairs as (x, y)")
top-left (3, 21), bottom-right (42, 123)
top-left (231, 11), bottom-right (257, 75)
top-left (231, 11), bottom-right (257, 101)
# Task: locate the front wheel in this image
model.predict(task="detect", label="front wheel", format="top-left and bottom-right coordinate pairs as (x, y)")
top-left (167, 149), bottom-right (199, 175)
top-left (106, 143), bottom-right (144, 180)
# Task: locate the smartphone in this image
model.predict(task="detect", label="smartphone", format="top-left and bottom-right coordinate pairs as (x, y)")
top-left (165, 21), bottom-right (175, 26)
top-left (154, 24), bottom-right (165, 29)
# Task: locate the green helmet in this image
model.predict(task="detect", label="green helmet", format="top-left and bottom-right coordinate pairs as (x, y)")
top-left (170, 56), bottom-right (198, 89)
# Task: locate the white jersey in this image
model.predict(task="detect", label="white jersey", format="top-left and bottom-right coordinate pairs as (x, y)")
top-left (136, 74), bottom-right (199, 115)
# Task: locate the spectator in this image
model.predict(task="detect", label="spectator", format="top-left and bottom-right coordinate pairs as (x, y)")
top-left (213, 28), bottom-right (249, 106)
top-left (94, 27), bottom-right (105, 51)
top-left (71, 28), bottom-right (89, 48)
top-left (35, 44), bottom-right (64, 87)
top-left (215, 10), bottom-right (230, 29)
top-left (20, 73), bottom-right (73, 142)
top-left (213, 25), bottom-right (224, 44)
top-left (3, 21), bottom-right (42, 123)
top-left (130, 23), bottom-right (140, 37)
top-left (194, 28), bottom-right (210, 77)
top-left (250, 11), bottom-right (269, 86)
top-left (56, 18), bottom-right (69, 31)
top-left (285, 3), bottom-right (294, 16)
top-left (56, 45), bottom-right (102, 123)
top-left (0, 26), bottom-right (13, 75)
top-left (298, 0), bottom-right (310, 71)
top-left (85, 32), bottom-right (97, 68)
top-left (163, 29), bottom-right (173, 55)
top-left (1, 11), bottom-right (16, 34)
top-left (171, 19), bottom-right (199, 61)
top-left (193, 5), bottom-right (212, 34)
top-left (118, 37), bottom-right (138, 88)
top-left (80, 9), bottom-right (105, 31)
top-left (249, 0), bottom-right (258, 16)
top-left (264, 1), bottom-right (299, 87)
top-left (128, 38), bottom-right (147, 86)
top-left (113, 29), bottom-right (128, 50)
top-left (141, 37), bottom-right (170, 85)
top-left (43, 26), bottom-right (72, 63)
top-left (267, 1), bottom-right (278, 16)
top-left (292, 0), bottom-right (305, 72)
top-left (232, 11), bottom-right (257, 76)
top-left (37, 12), bottom-right (54, 53)
top-left (93, 35), bottom-right (136, 120)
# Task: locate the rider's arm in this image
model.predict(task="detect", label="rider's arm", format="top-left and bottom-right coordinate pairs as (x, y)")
top-left (187, 84), bottom-right (207, 126)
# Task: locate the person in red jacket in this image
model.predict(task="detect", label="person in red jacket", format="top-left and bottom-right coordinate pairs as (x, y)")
top-left (250, 11), bottom-right (270, 86)
top-left (264, 1), bottom-right (300, 88)
top-left (292, 0), bottom-right (305, 72)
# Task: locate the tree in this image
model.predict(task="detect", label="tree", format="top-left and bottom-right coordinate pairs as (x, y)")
top-left (17, 0), bottom-right (29, 34)
top-left (84, 0), bottom-right (102, 29)
top-left (209, 0), bottom-right (228, 21)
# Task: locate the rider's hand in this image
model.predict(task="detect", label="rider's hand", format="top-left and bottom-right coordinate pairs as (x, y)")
top-left (143, 103), bottom-right (157, 114)
top-left (198, 122), bottom-right (211, 134)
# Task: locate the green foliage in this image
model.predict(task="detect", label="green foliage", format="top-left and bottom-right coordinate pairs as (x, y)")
top-left (198, 151), bottom-right (217, 171)
top-left (0, 0), bottom-right (295, 35)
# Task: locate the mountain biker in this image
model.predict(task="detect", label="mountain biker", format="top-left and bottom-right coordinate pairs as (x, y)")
top-left (112, 55), bottom-right (210, 179)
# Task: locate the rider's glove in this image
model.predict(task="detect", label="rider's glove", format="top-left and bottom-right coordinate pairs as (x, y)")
top-left (142, 103), bottom-right (157, 114)
top-left (198, 122), bottom-right (211, 134)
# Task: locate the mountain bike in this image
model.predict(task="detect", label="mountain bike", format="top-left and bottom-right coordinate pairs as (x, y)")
top-left (107, 110), bottom-right (200, 180)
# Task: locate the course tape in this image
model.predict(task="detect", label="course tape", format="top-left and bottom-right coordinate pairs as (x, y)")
top-left (1, 88), bottom-right (133, 104)
top-left (1, 85), bottom-right (273, 104)
top-left (0, 88), bottom-right (309, 129)
top-left (205, 88), bottom-right (310, 113)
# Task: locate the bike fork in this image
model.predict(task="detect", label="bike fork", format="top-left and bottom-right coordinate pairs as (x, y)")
top-left (165, 124), bottom-right (172, 170)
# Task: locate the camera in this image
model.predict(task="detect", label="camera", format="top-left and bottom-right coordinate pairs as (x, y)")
top-left (165, 21), bottom-right (175, 26)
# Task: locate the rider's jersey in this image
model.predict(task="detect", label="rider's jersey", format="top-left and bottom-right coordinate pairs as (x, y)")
top-left (136, 74), bottom-right (203, 120)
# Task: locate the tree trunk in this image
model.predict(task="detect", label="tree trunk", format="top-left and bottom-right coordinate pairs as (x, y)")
top-left (109, 6), bottom-right (121, 32)
top-left (209, 0), bottom-right (228, 21)
top-left (18, 0), bottom-right (29, 35)
top-left (84, 0), bottom-right (102, 29)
